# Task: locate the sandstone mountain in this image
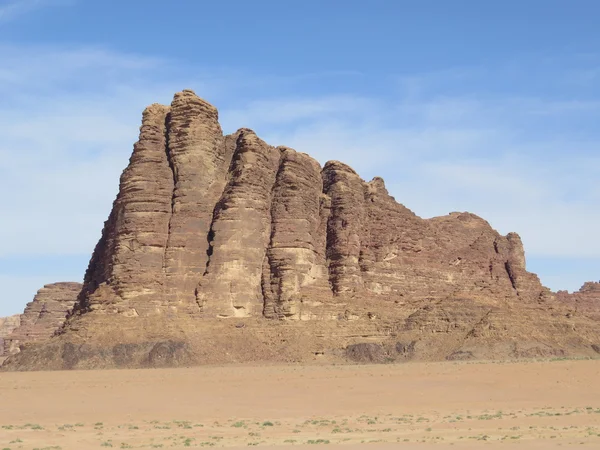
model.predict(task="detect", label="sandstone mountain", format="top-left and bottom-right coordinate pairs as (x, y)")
top-left (3, 90), bottom-right (599, 370)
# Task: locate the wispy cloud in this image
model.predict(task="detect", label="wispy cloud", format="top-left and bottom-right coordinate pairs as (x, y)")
top-left (220, 95), bottom-right (377, 130)
top-left (0, 45), bottom-right (189, 260)
top-left (0, 0), bottom-right (59, 23)
top-left (0, 43), bottom-right (599, 315)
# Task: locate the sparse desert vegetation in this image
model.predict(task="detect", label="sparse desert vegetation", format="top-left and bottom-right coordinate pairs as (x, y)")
top-left (1, 360), bottom-right (600, 448)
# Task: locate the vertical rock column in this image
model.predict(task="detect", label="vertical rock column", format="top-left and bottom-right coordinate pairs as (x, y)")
top-left (506, 232), bottom-right (526, 273)
top-left (489, 231), bottom-right (547, 300)
top-left (505, 232), bottom-right (545, 298)
top-left (163, 90), bottom-right (233, 309)
top-left (321, 161), bottom-right (366, 294)
top-left (197, 130), bottom-right (281, 318)
top-left (79, 104), bottom-right (174, 315)
top-left (262, 148), bottom-right (331, 319)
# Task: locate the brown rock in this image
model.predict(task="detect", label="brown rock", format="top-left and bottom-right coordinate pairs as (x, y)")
top-left (346, 343), bottom-right (386, 363)
top-left (4, 91), bottom-right (599, 370)
top-left (322, 161), bottom-right (367, 294)
top-left (0, 315), bottom-right (20, 359)
top-left (262, 148), bottom-right (332, 319)
top-left (3, 282), bottom-right (81, 356)
top-left (163, 90), bottom-right (231, 307)
top-left (78, 104), bottom-right (173, 316)
top-left (197, 129), bottom-right (280, 318)
top-left (557, 281), bottom-right (600, 321)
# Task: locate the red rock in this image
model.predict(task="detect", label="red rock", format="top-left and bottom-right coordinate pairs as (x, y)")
top-left (197, 129), bottom-right (280, 317)
top-left (0, 315), bottom-right (20, 360)
top-left (262, 147), bottom-right (332, 319)
top-left (3, 91), bottom-right (599, 370)
top-left (3, 283), bottom-right (81, 356)
top-left (557, 282), bottom-right (600, 321)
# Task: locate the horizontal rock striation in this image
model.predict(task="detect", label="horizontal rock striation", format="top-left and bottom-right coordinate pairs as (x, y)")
top-left (3, 90), bottom-right (599, 370)
top-left (72, 91), bottom-right (550, 321)
top-left (262, 148), bottom-right (332, 320)
top-left (197, 130), bottom-right (280, 318)
top-left (3, 283), bottom-right (81, 356)
top-left (557, 282), bottom-right (600, 321)
top-left (0, 315), bottom-right (21, 360)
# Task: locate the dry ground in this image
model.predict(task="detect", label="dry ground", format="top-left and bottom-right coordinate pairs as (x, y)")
top-left (1, 359), bottom-right (599, 449)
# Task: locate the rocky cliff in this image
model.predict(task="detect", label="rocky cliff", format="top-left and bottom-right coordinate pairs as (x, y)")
top-left (3, 90), bottom-right (599, 370)
top-left (3, 283), bottom-right (81, 357)
top-left (0, 315), bottom-right (20, 362)
top-left (557, 282), bottom-right (600, 322)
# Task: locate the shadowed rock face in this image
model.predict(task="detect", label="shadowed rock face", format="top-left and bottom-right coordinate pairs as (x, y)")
top-left (3, 90), bottom-right (599, 370)
top-left (3, 283), bottom-right (81, 356)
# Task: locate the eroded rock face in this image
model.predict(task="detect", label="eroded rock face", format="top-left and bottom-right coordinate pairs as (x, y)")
top-left (197, 130), bottom-right (280, 318)
top-left (4, 90), bottom-right (599, 370)
top-left (73, 91), bottom-right (550, 320)
top-left (0, 315), bottom-right (20, 359)
top-left (262, 148), bottom-right (332, 320)
top-left (3, 283), bottom-right (81, 356)
top-left (557, 282), bottom-right (600, 321)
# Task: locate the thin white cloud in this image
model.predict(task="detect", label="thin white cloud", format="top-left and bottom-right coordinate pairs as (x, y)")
top-left (0, 45), bottom-right (164, 94)
top-left (0, 43), bottom-right (599, 314)
top-left (220, 96), bottom-right (377, 130)
top-left (0, 0), bottom-right (59, 23)
top-left (0, 45), bottom-right (188, 260)
top-left (390, 156), bottom-right (600, 259)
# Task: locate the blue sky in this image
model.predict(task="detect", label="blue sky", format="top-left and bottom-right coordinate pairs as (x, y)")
top-left (0, 0), bottom-right (599, 316)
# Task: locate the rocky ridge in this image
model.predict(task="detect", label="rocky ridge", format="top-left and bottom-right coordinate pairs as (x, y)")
top-left (0, 315), bottom-right (20, 361)
top-left (2, 283), bottom-right (81, 358)
top-left (3, 90), bottom-right (599, 370)
top-left (557, 282), bottom-right (600, 322)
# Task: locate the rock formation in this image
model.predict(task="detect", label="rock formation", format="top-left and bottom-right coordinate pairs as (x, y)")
top-left (3, 90), bottom-right (599, 370)
top-left (557, 282), bottom-right (600, 322)
top-left (0, 315), bottom-right (20, 362)
top-left (3, 283), bottom-right (81, 357)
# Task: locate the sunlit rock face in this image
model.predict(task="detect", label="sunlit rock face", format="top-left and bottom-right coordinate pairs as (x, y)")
top-left (74, 90), bottom-right (549, 320)
top-left (3, 283), bottom-right (81, 356)
top-left (3, 90), bottom-right (599, 371)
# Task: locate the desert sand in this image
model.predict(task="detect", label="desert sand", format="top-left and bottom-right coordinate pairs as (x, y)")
top-left (1, 359), bottom-right (599, 449)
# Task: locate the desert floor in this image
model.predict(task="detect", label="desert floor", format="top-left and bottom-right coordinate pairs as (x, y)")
top-left (1, 359), bottom-right (600, 449)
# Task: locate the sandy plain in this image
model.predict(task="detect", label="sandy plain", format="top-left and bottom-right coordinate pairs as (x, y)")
top-left (0, 359), bottom-right (599, 449)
